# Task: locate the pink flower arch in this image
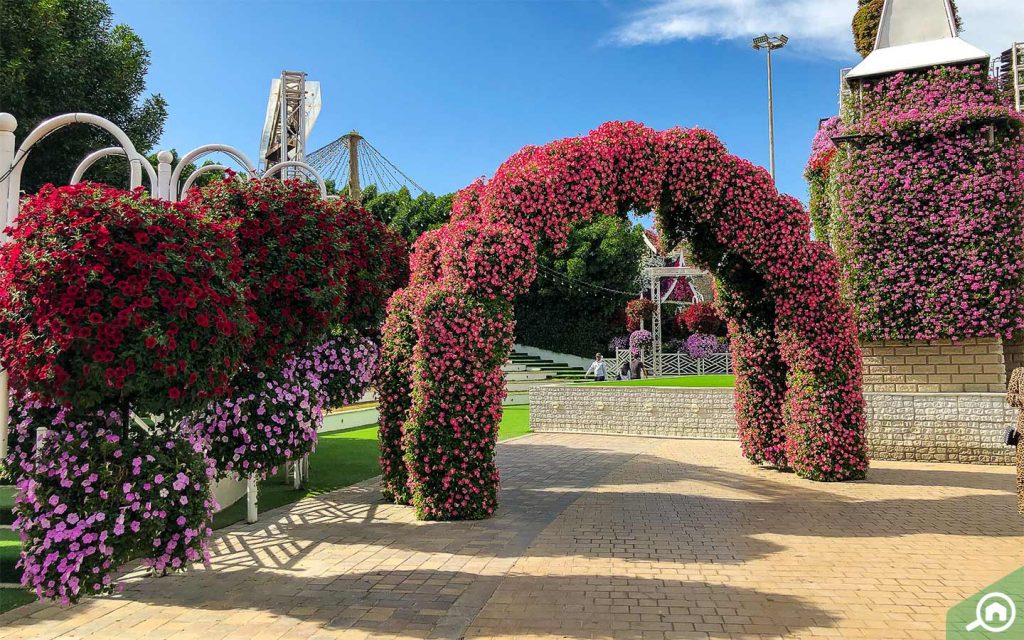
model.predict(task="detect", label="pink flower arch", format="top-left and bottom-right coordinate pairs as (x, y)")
top-left (379, 121), bottom-right (867, 520)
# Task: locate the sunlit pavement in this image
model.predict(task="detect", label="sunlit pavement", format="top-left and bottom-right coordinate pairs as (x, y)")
top-left (1, 433), bottom-right (1020, 639)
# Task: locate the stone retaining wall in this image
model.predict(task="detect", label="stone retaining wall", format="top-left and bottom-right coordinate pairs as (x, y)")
top-left (530, 385), bottom-right (1015, 465)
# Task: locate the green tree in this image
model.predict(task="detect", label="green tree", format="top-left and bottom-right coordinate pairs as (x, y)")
top-left (853, 0), bottom-right (961, 58)
top-left (515, 217), bottom-right (645, 358)
top-left (359, 186), bottom-right (453, 243)
top-left (0, 0), bottom-right (167, 193)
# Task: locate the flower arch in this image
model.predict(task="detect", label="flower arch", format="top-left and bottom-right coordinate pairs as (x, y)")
top-left (379, 122), bottom-right (867, 520)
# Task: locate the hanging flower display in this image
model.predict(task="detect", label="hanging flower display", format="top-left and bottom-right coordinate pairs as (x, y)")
top-left (8, 404), bottom-right (215, 605)
top-left (280, 333), bottom-right (379, 410)
top-left (625, 298), bottom-right (655, 332)
top-left (681, 301), bottom-right (724, 336)
top-left (0, 183), bottom-right (249, 415)
top-left (189, 178), bottom-right (406, 366)
top-left (629, 329), bottom-right (653, 355)
top-left (685, 333), bottom-right (724, 358)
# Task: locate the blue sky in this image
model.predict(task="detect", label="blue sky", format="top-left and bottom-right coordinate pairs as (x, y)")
top-left (106, 0), bottom-right (1020, 205)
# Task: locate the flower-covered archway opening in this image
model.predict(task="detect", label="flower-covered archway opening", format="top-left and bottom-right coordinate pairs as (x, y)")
top-left (378, 121), bottom-right (867, 521)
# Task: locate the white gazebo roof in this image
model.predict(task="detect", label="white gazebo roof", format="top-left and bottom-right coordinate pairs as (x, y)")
top-left (846, 0), bottom-right (989, 80)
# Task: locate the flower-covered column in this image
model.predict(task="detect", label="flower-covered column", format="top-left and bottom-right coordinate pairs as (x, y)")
top-left (377, 288), bottom-right (419, 504)
top-left (396, 222), bottom-right (536, 520)
top-left (404, 288), bottom-right (514, 519)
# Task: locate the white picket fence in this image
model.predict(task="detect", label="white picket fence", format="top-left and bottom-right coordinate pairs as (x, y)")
top-left (608, 349), bottom-right (732, 378)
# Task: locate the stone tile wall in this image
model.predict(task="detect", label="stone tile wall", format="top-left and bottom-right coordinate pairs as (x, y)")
top-left (860, 337), bottom-right (1007, 393)
top-left (530, 385), bottom-right (1015, 465)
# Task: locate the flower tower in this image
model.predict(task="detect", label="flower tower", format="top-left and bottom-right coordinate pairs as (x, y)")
top-left (827, 0), bottom-right (1024, 398)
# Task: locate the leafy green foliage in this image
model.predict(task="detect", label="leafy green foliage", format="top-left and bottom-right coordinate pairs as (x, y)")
top-left (0, 0), bottom-right (167, 193)
top-left (515, 217), bottom-right (645, 357)
top-left (360, 186), bottom-right (454, 243)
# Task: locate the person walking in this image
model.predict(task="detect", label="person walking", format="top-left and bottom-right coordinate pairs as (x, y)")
top-left (585, 353), bottom-right (608, 382)
top-left (1007, 368), bottom-right (1024, 514)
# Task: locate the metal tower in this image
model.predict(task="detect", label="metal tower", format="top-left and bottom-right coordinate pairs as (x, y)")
top-left (997, 43), bottom-right (1024, 112)
top-left (258, 71), bottom-right (322, 172)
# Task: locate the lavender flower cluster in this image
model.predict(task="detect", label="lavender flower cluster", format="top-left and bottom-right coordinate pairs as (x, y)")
top-left (7, 403), bottom-right (216, 605)
top-left (182, 335), bottom-right (379, 479)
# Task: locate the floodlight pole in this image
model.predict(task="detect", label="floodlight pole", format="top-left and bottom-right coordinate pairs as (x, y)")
top-left (766, 44), bottom-right (776, 181)
top-left (752, 34), bottom-right (788, 182)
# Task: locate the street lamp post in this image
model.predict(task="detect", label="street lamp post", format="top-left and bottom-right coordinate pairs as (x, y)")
top-left (752, 34), bottom-right (788, 182)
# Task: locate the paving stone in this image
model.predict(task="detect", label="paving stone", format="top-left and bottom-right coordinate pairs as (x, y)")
top-left (0, 434), bottom-right (1020, 639)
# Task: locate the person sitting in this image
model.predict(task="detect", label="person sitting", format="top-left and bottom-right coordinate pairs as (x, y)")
top-left (618, 361), bottom-right (631, 381)
top-left (585, 353), bottom-right (607, 382)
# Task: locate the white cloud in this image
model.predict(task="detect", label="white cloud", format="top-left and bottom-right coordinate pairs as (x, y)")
top-left (612, 0), bottom-right (1024, 60)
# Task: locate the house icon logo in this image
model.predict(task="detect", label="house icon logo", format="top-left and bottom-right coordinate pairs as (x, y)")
top-left (966, 593), bottom-right (1016, 633)
top-left (948, 568), bottom-right (1024, 638)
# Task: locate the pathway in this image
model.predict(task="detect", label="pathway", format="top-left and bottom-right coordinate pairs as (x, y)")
top-left (0, 433), bottom-right (1021, 639)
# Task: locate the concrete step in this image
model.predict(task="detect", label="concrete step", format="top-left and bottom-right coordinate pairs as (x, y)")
top-left (501, 363), bottom-right (527, 373)
top-left (505, 371), bottom-right (551, 382)
top-left (506, 380), bottom-right (564, 392)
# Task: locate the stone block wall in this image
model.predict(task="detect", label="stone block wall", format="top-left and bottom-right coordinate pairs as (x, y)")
top-left (529, 386), bottom-right (737, 440)
top-left (865, 393), bottom-right (1015, 464)
top-left (860, 337), bottom-right (1007, 393)
top-left (530, 385), bottom-right (1015, 465)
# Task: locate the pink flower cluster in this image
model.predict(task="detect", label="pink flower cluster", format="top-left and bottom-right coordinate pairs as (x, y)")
top-left (377, 288), bottom-right (419, 505)
top-left (834, 64), bottom-right (1024, 340)
top-left (403, 287), bottom-right (514, 519)
top-left (629, 329), bottom-right (653, 355)
top-left (377, 223), bottom-right (532, 519)
top-left (379, 120), bottom-right (867, 495)
top-left (805, 116), bottom-right (842, 238)
top-left (6, 402), bottom-right (215, 605)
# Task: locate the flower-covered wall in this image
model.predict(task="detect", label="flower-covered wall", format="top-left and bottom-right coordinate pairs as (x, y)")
top-left (828, 64), bottom-right (1024, 342)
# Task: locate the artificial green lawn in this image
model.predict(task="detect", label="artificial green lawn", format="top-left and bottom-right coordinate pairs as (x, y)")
top-left (589, 375), bottom-right (735, 388)
top-left (0, 486), bottom-right (14, 525)
top-left (213, 403), bottom-right (532, 528)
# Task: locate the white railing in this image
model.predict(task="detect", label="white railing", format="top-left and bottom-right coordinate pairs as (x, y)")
top-left (607, 349), bottom-right (732, 378)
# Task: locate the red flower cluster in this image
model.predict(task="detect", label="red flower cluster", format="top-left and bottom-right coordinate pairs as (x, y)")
top-left (190, 178), bottom-right (407, 366)
top-left (681, 301), bottom-right (724, 335)
top-left (0, 183), bottom-right (249, 414)
top-left (380, 120), bottom-right (867, 490)
top-left (625, 298), bottom-right (655, 332)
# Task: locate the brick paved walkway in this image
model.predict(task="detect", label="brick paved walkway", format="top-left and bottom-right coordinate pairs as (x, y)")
top-left (0, 433), bottom-right (1021, 639)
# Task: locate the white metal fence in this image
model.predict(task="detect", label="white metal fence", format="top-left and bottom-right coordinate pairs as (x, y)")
top-left (607, 349), bottom-right (732, 378)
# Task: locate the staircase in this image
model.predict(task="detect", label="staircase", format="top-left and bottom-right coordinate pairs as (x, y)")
top-left (502, 349), bottom-right (588, 404)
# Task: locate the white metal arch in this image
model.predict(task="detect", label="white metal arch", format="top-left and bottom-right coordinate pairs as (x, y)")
top-left (71, 147), bottom-right (158, 192)
top-left (178, 163), bottom-right (229, 197)
top-left (5, 113), bottom-right (144, 231)
top-left (170, 144), bottom-right (258, 201)
top-left (262, 160), bottom-right (328, 198)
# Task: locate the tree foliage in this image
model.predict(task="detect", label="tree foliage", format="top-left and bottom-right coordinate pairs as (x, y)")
top-left (361, 185), bottom-right (453, 243)
top-left (0, 0), bottom-right (167, 193)
top-left (515, 216), bottom-right (645, 357)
